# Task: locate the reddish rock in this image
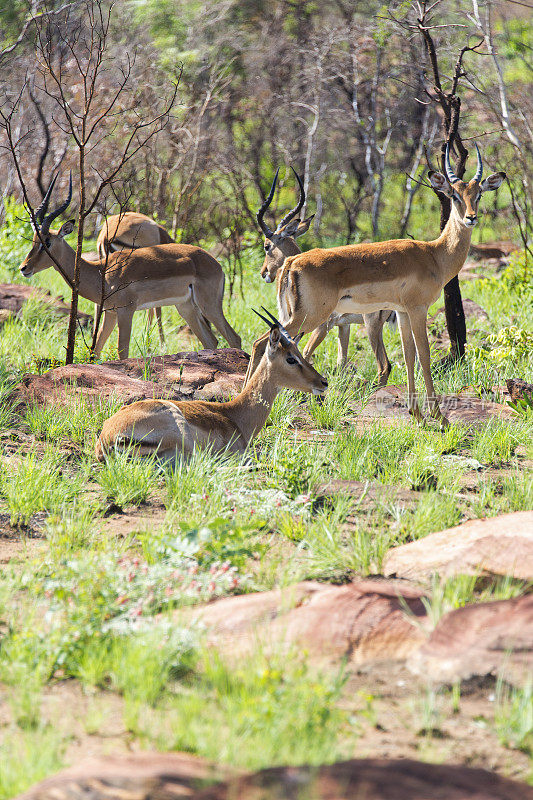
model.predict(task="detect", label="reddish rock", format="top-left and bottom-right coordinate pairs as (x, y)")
top-left (409, 595), bottom-right (533, 687)
top-left (469, 240), bottom-right (519, 260)
top-left (0, 282), bottom-right (92, 324)
top-left (15, 752), bottom-right (230, 800)
top-left (207, 759), bottom-right (532, 800)
top-left (383, 512), bottom-right (533, 582)
top-left (366, 386), bottom-right (514, 425)
top-left (430, 298), bottom-right (489, 322)
top-left (13, 349), bottom-right (249, 408)
top-left (15, 755), bottom-right (531, 800)
top-left (191, 579), bottom-right (428, 665)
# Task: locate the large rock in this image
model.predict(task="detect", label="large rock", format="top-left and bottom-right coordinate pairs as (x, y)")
top-left (365, 386), bottom-right (514, 425)
top-left (15, 754), bottom-right (531, 800)
top-left (409, 595), bottom-right (533, 687)
top-left (383, 512), bottom-right (533, 582)
top-left (15, 752), bottom-right (230, 800)
top-left (190, 579), bottom-right (428, 665)
top-left (0, 283), bottom-right (92, 324)
top-left (13, 349), bottom-right (249, 408)
top-left (469, 240), bottom-right (519, 260)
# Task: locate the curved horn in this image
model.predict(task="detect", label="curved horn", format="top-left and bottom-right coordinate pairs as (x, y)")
top-left (256, 168), bottom-right (279, 238)
top-left (34, 172), bottom-right (59, 226)
top-left (260, 305), bottom-right (294, 344)
top-left (444, 144), bottom-right (460, 185)
top-left (41, 172), bottom-right (73, 235)
top-left (473, 142), bottom-right (483, 183)
top-left (275, 166), bottom-right (306, 232)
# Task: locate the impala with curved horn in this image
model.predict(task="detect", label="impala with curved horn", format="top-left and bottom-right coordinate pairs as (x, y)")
top-left (256, 167), bottom-right (394, 381)
top-left (96, 212), bottom-right (176, 345)
top-left (20, 175), bottom-right (241, 359)
top-left (95, 309), bottom-right (328, 461)
top-left (245, 145), bottom-right (505, 427)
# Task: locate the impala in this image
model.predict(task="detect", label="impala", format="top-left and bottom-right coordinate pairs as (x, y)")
top-left (95, 309), bottom-right (328, 460)
top-left (20, 175), bottom-right (241, 359)
top-left (245, 145), bottom-right (505, 427)
top-left (97, 211), bottom-right (174, 344)
top-left (257, 167), bottom-right (394, 384)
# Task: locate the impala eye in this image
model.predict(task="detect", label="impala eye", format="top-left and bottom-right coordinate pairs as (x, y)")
top-left (264, 243), bottom-right (271, 252)
top-left (286, 356), bottom-right (298, 365)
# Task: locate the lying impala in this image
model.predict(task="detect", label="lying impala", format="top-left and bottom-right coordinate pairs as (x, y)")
top-left (97, 212), bottom-right (174, 344)
top-left (257, 167), bottom-right (394, 384)
top-left (245, 145), bottom-right (505, 426)
top-left (95, 309), bottom-right (328, 460)
top-left (20, 176), bottom-right (241, 359)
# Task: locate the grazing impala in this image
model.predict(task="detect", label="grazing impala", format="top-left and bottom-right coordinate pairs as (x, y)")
top-left (20, 175), bottom-right (241, 359)
top-left (97, 212), bottom-right (174, 344)
top-left (95, 309), bottom-right (328, 461)
top-left (257, 167), bottom-right (394, 384)
top-left (245, 145), bottom-right (505, 427)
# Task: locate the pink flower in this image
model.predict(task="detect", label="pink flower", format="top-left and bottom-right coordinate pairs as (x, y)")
top-left (221, 562), bottom-right (230, 572)
top-left (208, 581), bottom-right (216, 593)
top-left (232, 577), bottom-right (239, 588)
top-left (165, 586), bottom-right (174, 597)
top-left (117, 595), bottom-right (128, 605)
top-left (209, 565), bottom-right (218, 575)
top-left (188, 564), bottom-right (198, 575)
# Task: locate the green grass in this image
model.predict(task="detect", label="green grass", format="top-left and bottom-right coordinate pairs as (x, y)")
top-left (0, 202), bottom-right (532, 791)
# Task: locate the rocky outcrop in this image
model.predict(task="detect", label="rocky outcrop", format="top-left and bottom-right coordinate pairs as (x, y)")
top-left (365, 386), bottom-right (515, 425)
top-left (383, 511), bottom-right (533, 582)
top-left (15, 754), bottom-right (531, 800)
top-left (409, 595), bottom-right (533, 687)
top-left (13, 349), bottom-right (249, 408)
top-left (190, 579), bottom-right (428, 665)
top-left (0, 283), bottom-right (92, 324)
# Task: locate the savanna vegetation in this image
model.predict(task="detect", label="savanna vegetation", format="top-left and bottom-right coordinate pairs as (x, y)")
top-left (0, 0), bottom-right (532, 796)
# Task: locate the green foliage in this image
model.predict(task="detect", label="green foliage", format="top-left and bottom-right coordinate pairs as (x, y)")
top-left (97, 448), bottom-right (160, 507)
top-left (495, 680), bottom-right (533, 755)
top-left (0, 197), bottom-right (33, 280)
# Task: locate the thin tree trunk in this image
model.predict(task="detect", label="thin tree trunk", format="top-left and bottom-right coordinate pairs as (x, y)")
top-left (66, 145), bottom-right (85, 364)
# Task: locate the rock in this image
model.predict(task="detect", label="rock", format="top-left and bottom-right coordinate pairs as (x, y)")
top-left (14, 752), bottom-right (231, 800)
top-left (12, 349), bottom-right (249, 408)
top-left (190, 579), bottom-right (428, 665)
top-left (384, 511), bottom-right (533, 582)
top-left (15, 755), bottom-right (531, 800)
top-left (408, 595), bottom-right (533, 687)
top-left (430, 298), bottom-right (489, 322)
top-left (469, 240), bottom-right (519, 260)
top-left (366, 386), bottom-right (514, 425)
top-left (208, 759), bottom-right (532, 800)
top-left (506, 378), bottom-right (533, 402)
top-left (0, 283), bottom-right (92, 324)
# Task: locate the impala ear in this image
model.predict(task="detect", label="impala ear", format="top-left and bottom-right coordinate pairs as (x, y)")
top-left (480, 172), bottom-right (506, 192)
top-left (428, 171), bottom-right (453, 196)
top-left (281, 214), bottom-right (314, 239)
top-left (267, 326), bottom-right (281, 357)
top-left (294, 215), bottom-right (315, 237)
top-left (58, 220), bottom-right (75, 238)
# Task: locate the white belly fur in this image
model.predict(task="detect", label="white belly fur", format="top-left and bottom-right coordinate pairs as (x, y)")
top-left (137, 295), bottom-right (190, 310)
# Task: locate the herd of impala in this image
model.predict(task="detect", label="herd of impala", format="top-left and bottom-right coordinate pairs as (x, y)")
top-left (19, 144), bottom-right (505, 461)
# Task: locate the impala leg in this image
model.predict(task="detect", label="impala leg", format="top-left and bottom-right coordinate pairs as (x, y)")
top-left (302, 323), bottom-right (329, 362)
top-left (397, 311), bottom-right (424, 423)
top-left (176, 299), bottom-right (218, 350)
top-left (336, 324), bottom-right (350, 366)
top-left (93, 309), bottom-right (117, 357)
top-left (364, 312), bottom-right (391, 388)
top-left (408, 308), bottom-right (449, 428)
top-left (116, 308), bottom-right (135, 360)
top-left (194, 280), bottom-right (241, 349)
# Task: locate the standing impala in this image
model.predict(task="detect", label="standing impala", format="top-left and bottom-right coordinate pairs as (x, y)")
top-left (96, 310), bottom-right (328, 461)
top-left (257, 168), bottom-right (394, 385)
top-left (20, 175), bottom-right (241, 360)
top-left (96, 212), bottom-right (175, 345)
top-left (245, 145), bottom-right (505, 427)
